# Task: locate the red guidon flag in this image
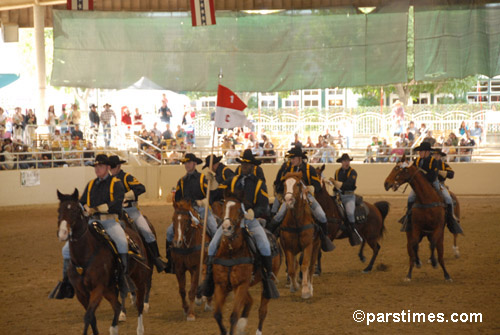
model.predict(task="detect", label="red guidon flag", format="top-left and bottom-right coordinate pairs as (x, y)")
top-left (215, 85), bottom-right (250, 129)
top-left (67, 0), bottom-right (93, 10)
top-left (190, 0), bottom-right (216, 27)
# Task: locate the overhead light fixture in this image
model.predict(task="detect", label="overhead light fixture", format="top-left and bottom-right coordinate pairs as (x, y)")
top-left (358, 7), bottom-right (376, 14)
top-left (241, 10), bottom-right (285, 15)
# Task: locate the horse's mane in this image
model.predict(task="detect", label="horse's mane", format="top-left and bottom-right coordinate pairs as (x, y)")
top-left (174, 199), bottom-right (193, 211)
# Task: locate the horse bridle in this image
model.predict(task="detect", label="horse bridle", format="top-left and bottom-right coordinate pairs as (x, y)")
top-left (221, 201), bottom-right (245, 242)
top-left (174, 209), bottom-right (201, 248)
top-left (393, 164), bottom-right (422, 192)
top-left (58, 201), bottom-right (88, 242)
top-left (283, 177), bottom-right (305, 200)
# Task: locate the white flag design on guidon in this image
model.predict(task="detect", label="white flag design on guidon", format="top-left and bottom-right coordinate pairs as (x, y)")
top-left (214, 85), bottom-right (251, 129)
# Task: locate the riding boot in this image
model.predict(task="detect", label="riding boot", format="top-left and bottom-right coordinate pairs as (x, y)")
top-left (347, 221), bottom-right (363, 246)
top-left (50, 259), bottom-right (74, 299)
top-left (318, 221), bottom-right (335, 252)
top-left (197, 256), bottom-right (215, 298)
top-left (446, 204), bottom-right (463, 234)
top-left (119, 253), bottom-right (136, 295)
top-left (399, 201), bottom-right (414, 232)
top-left (267, 218), bottom-right (281, 236)
top-left (146, 241), bottom-right (167, 273)
top-left (261, 256), bottom-right (280, 299)
top-left (164, 240), bottom-right (174, 274)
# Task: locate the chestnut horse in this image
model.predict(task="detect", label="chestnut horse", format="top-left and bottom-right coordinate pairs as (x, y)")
top-left (171, 200), bottom-right (212, 321)
top-left (315, 165), bottom-right (389, 273)
top-left (56, 189), bottom-right (151, 335)
top-left (384, 159), bottom-right (452, 281)
top-left (213, 196), bottom-right (281, 335)
top-left (280, 172), bottom-right (321, 299)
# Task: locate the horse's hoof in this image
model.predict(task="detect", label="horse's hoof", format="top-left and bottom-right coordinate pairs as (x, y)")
top-left (236, 318), bottom-right (248, 335)
top-left (445, 277), bottom-right (453, 283)
top-left (110, 325), bottom-right (119, 335)
top-left (204, 303), bottom-right (213, 312)
top-left (362, 267), bottom-right (372, 273)
top-left (404, 277), bottom-right (411, 282)
top-left (256, 329), bottom-right (263, 335)
top-left (119, 311), bottom-right (127, 322)
top-left (453, 246), bottom-right (460, 258)
top-left (359, 256), bottom-right (366, 263)
top-left (195, 297), bottom-right (202, 306)
top-left (143, 303), bottom-right (150, 313)
top-left (187, 314), bottom-right (196, 321)
top-left (416, 262), bottom-right (422, 269)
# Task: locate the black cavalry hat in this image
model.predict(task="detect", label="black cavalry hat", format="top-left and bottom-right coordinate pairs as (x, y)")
top-left (414, 141), bottom-right (433, 152)
top-left (336, 153), bottom-right (353, 163)
top-left (108, 155), bottom-right (127, 168)
top-left (91, 154), bottom-right (110, 166)
top-left (181, 153), bottom-right (203, 164)
top-left (202, 154), bottom-right (223, 169)
top-left (236, 149), bottom-right (261, 165)
top-left (432, 148), bottom-right (447, 157)
top-left (286, 146), bottom-right (307, 159)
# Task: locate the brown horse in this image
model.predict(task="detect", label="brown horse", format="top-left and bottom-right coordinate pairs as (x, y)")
top-left (56, 189), bottom-right (151, 335)
top-left (280, 172), bottom-right (321, 299)
top-left (118, 212), bottom-right (156, 321)
top-left (315, 165), bottom-right (389, 273)
top-left (171, 200), bottom-right (212, 321)
top-left (384, 158), bottom-right (452, 281)
top-left (213, 196), bottom-right (281, 335)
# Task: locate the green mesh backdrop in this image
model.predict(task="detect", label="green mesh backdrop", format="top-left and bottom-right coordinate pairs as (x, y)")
top-left (414, 2), bottom-right (500, 81)
top-left (51, 5), bottom-right (409, 91)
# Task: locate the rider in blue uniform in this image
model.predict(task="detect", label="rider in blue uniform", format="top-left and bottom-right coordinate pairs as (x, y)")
top-left (165, 153), bottom-right (218, 273)
top-left (268, 147), bottom-right (335, 252)
top-left (202, 154), bottom-right (235, 204)
top-left (329, 153), bottom-right (363, 246)
top-left (198, 150), bottom-right (279, 299)
top-left (108, 155), bottom-right (167, 273)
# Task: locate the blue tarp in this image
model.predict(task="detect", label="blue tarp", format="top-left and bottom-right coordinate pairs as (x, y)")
top-left (0, 74), bottom-right (20, 89)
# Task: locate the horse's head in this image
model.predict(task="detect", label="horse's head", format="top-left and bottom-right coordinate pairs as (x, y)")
top-left (172, 200), bottom-right (201, 248)
top-left (384, 155), bottom-right (416, 191)
top-left (283, 172), bottom-right (306, 209)
top-left (220, 197), bottom-right (244, 238)
top-left (315, 164), bottom-right (326, 186)
top-left (57, 188), bottom-right (85, 242)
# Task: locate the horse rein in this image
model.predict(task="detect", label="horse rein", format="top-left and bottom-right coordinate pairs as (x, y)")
top-left (174, 209), bottom-right (202, 248)
top-left (58, 202), bottom-right (89, 242)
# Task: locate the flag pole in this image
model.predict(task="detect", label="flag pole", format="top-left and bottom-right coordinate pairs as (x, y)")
top-left (198, 68), bottom-right (223, 286)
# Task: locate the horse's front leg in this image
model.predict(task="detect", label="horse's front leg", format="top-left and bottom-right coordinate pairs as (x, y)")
top-left (175, 267), bottom-right (189, 318)
top-left (187, 268), bottom-right (198, 321)
top-left (284, 249), bottom-right (297, 293)
top-left (213, 284), bottom-right (228, 335)
top-left (84, 287), bottom-right (104, 335)
top-left (103, 288), bottom-right (121, 335)
top-left (230, 283), bottom-right (251, 335)
top-left (434, 228), bottom-right (451, 281)
top-left (300, 243), bottom-right (313, 299)
top-left (406, 232), bottom-right (417, 281)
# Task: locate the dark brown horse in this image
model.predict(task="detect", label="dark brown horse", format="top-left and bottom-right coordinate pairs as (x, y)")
top-left (384, 158), bottom-right (452, 281)
top-left (315, 165), bottom-right (389, 273)
top-left (56, 189), bottom-right (151, 335)
top-left (213, 196), bottom-right (281, 335)
top-left (171, 200), bottom-right (212, 321)
top-left (118, 212), bottom-right (156, 322)
top-left (280, 172), bottom-right (321, 299)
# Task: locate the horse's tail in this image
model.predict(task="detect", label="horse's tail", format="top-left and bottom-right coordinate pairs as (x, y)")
top-left (374, 201), bottom-right (390, 237)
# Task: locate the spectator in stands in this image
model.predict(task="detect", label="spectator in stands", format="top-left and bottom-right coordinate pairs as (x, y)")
top-left (52, 129), bottom-right (62, 143)
top-left (398, 133), bottom-right (409, 147)
top-left (305, 136), bottom-right (315, 148)
top-left (408, 121), bottom-right (418, 139)
top-left (323, 129), bottom-right (333, 144)
top-left (101, 103), bottom-right (117, 147)
top-left (162, 124), bottom-right (174, 141)
top-left (38, 144), bottom-right (53, 168)
top-left (376, 139), bottom-right (391, 163)
top-left (70, 104), bottom-right (81, 128)
top-left (226, 145), bottom-right (240, 164)
top-left (151, 133), bottom-right (162, 148)
top-left (470, 121), bottom-right (484, 143)
top-left (422, 130), bottom-right (436, 146)
top-left (364, 145), bottom-right (375, 164)
top-left (151, 122), bottom-right (162, 138)
top-left (262, 139), bottom-right (276, 163)
top-left (335, 129), bottom-right (344, 148)
top-left (316, 135), bottom-right (324, 148)
top-left (405, 127), bottom-right (415, 142)
top-left (391, 100), bottom-right (405, 124)
top-left (71, 125), bottom-right (84, 140)
top-left (24, 109), bottom-right (37, 146)
top-left (175, 125), bottom-right (186, 142)
top-left (390, 141), bottom-right (405, 162)
top-left (12, 107), bottom-right (24, 142)
top-left (159, 99), bottom-right (172, 124)
top-left (133, 108), bottom-right (143, 125)
top-left (0, 144), bottom-right (15, 170)
top-left (83, 142), bottom-right (95, 166)
top-left (59, 105), bottom-right (69, 134)
top-left (291, 133), bottom-right (302, 149)
top-left (320, 140), bottom-right (335, 163)
top-left (252, 140), bottom-right (264, 157)
top-left (442, 139), bottom-right (456, 162)
top-left (221, 136), bottom-right (232, 155)
top-left (0, 107), bottom-right (6, 139)
top-left (419, 123), bottom-right (428, 136)
top-left (121, 107), bottom-right (132, 126)
top-left (458, 121), bottom-right (469, 137)
top-left (458, 137), bottom-right (475, 162)
top-left (88, 104), bottom-right (100, 134)
top-left (448, 132), bottom-right (459, 146)
top-left (392, 119), bottom-right (404, 136)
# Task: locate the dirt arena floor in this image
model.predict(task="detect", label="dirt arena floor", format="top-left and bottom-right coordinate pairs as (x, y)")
top-left (1, 196), bottom-right (499, 335)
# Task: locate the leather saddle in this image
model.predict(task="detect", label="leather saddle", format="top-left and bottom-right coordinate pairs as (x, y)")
top-left (332, 194), bottom-right (369, 225)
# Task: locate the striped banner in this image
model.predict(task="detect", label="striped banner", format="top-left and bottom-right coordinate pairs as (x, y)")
top-left (190, 0), bottom-right (216, 27)
top-left (67, 0), bottom-right (94, 10)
